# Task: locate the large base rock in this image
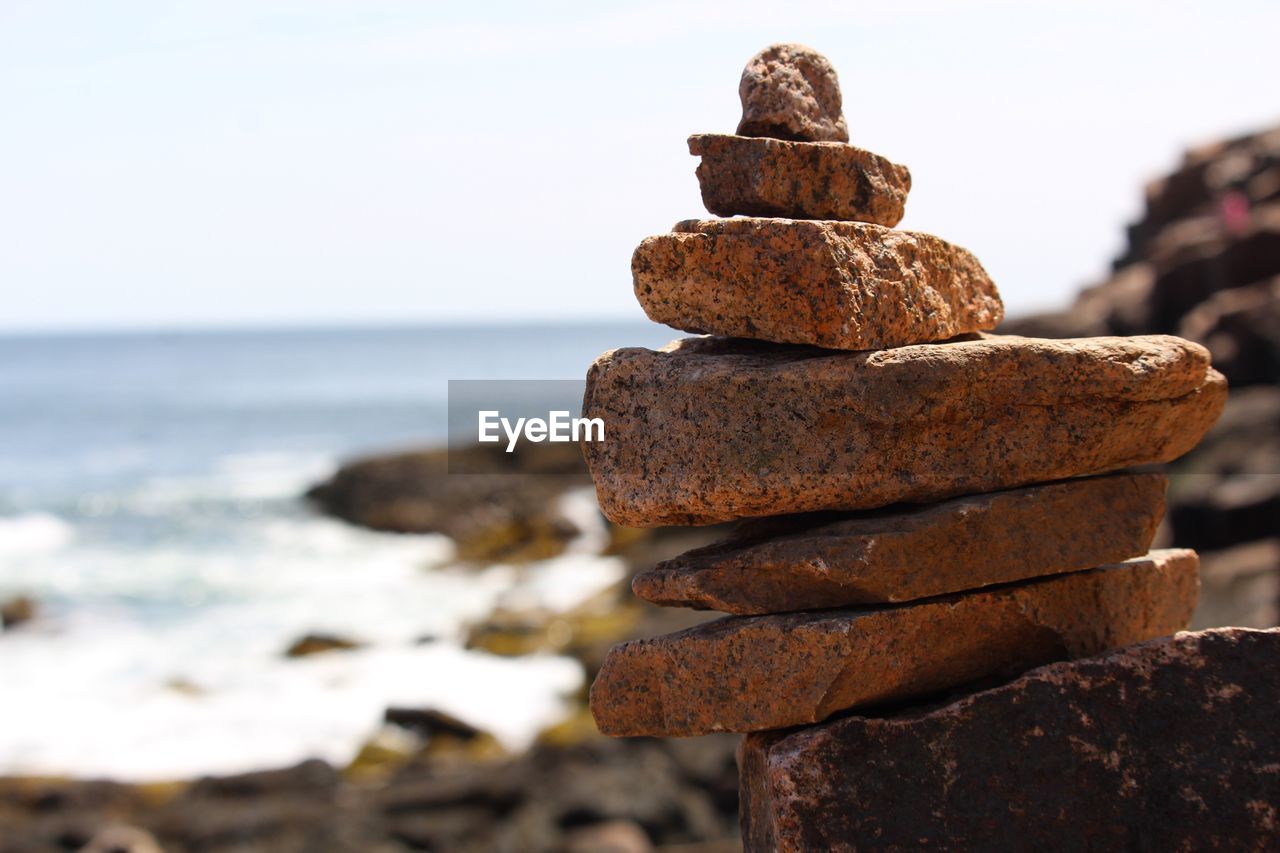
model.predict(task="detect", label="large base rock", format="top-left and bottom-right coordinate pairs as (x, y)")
top-left (739, 627), bottom-right (1280, 852)
top-left (582, 334), bottom-right (1225, 526)
top-left (590, 550), bottom-right (1197, 737)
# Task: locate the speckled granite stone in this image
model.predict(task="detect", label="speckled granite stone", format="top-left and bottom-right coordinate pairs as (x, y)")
top-left (631, 218), bottom-right (1002, 350)
top-left (737, 44), bottom-right (848, 142)
top-left (581, 334), bottom-right (1226, 527)
top-left (739, 627), bottom-right (1280, 852)
top-left (632, 473), bottom-right (1166, 614)
top-left (589, 549), bottom-right (1198, 737)
top-left (688, 134), bottom-right (910, 225)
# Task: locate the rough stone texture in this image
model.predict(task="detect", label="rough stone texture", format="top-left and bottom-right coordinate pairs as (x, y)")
top-left (632, 218), bottom-right (1003, 350)
top-left (582, 334), bottom-right (1226, 527)
top-left (688, 133), bottom-right (910, 225)
top-left (632, 473), bottom-right (1166, 614)
top-left (739, 627), bottom-right (1280, 852)
top-left (737, 44), bottom-right (848, 143)
top-left (590, 549), bottom-right (1198, 737)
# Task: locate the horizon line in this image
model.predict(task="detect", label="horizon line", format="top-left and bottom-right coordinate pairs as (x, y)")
top-left (0, 315), bottom-right (670, 339)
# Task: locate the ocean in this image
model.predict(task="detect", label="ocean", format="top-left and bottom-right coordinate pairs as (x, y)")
top-left (0, 322), bottom-right (677, 780)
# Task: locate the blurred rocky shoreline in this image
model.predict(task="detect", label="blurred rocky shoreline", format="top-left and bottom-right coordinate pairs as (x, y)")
top-left (2, 441), bottom-right (742, 853)
top-left (1002, 122), bottom-right (1280, 630)
top-left (4, 123), bottom-right (1279, 852)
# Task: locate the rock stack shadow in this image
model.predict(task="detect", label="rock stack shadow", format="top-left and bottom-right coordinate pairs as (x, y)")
top-left (577, 43), bottom-right (1279, 850)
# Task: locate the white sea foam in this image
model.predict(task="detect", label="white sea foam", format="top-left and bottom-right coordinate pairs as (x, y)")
top-left (0, 512), bottom-right (75, 556)
top-left (0, 482), bottom-right (625, 780)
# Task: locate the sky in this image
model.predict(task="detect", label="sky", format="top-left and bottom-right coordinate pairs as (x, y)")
top-left (1, 0), bottom-right (1278, 332)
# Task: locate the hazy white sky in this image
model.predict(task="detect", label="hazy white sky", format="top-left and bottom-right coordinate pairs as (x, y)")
top-left (2, 0), bottom-right (1277, 331)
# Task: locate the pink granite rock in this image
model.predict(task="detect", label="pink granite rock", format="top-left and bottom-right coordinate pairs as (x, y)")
top-left (737, 44), bottom-right (848, 142)
top-left (632, 218), bottom-right (1002, 350)
top-left (688, 134), bottom-right (910, 224)
top-left (590, 550), bottom-right (1198, 737)
top-left (633, 473), bottom-right (1166, 614)
top-left (582, 334), bottom-right (1226, 527)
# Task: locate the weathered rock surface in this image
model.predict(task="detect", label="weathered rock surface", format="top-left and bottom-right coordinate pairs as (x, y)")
top-left (307, 442), bottom-right (589, 563)
top-left (737, 44), bottom-right (848, 143)
top-left (632, 218), bottom-right (1002, 351)
top-left (739, 627), bottom-right (1280, 852)
top-left (582, 334), bottom-right (1225, 527)
top-left (590, 549), bottom-right (1198, 737)
top-left (632, 473), bottom-right (1166, 614)
top-left (688, 134), bottom-right (910, 225)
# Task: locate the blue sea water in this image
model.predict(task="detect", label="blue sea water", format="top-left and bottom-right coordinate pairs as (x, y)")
top-left (0, 322), bottom-right (677, 779)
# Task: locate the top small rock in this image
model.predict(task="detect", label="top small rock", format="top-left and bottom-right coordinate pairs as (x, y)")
top-left (737, 44), bottom-right (849, 143)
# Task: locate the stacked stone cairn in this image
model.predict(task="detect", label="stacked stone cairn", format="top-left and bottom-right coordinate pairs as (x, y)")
top-left (582, 45), bottom-right (1278, 848)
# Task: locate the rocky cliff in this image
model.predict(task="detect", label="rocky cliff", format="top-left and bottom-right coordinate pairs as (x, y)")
top-left (1004, 123), bottom-right (1280, 629)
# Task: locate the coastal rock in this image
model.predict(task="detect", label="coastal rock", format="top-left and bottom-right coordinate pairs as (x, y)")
top-left (80, 826), bottom-right (164, 853)
top-left (590, 550), bottom-right (1198, 737)
top-left (737, 44), bottom-right (848, 142)
top-left (738, 627), bottom-right (1280, 851)
top-left (582, 334), bottom-right (1225, 527)
top-left (1119, 125), bottom-right (1280, 267)
top-left (306, 442), bottom-right (589, 564)
top-left (1147, 205), bottom-right (1280, 331)
top-left (284, 633), bottom-right (362, 658)
top-left (0, 595), bottom-right (36, 630)
top-left (632, 473), bottom-right (1165, 614)
top-left (688, 134), bottom-right (910, 225)
top-left (1179, 276), bottom-right (1280, 387)
top-left (632, 218), bottom-right (1002, 350)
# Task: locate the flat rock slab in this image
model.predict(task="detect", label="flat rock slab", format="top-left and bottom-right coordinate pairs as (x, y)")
top-left (590, 549), bottom-right (1198, 737)
top-left (632, 473), bottom-right (1166, 614)
top-left (689, 134), bottom-right (910, 225)
top-left (582, 334), bottom-right (1225, 526)
top-left (632, 218), bottom-right (1002, 350)
top-left (739, 627), bottom-right (1280, 851)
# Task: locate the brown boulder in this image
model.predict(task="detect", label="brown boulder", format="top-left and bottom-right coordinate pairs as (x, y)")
top-left (1118, 124), bottom-right (1280, 266)
top-left (0, 595), bottom-right (36, 630)
top-left (284, 633), bottom-right (362, 658)
top-left (632, 473), bottom-right (1165, 614)
top-left (1147, 204), bottom-right (1280, 331)
top-left (631, 218), bottom-right (1002, 350)
top-left (1179, 276), bottom-right (1280, 387)
top-left (582, 334), bottom-right (1225, 527)
top-left (306, 442), bottom-right (589, 564)
top-left (736, 44), bottom-right (848, 143)
top-left (738, 627), bottom-right (1280, 852)
top-left (590, 549), bottom-right (1198, 737)
top-left (688, 133), bottom-right (910, 225)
